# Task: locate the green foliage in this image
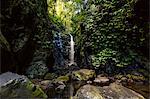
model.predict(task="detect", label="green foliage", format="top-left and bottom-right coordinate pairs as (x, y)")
top-left (83, 0), bottom-right (140, 51)
top-left (91, 48), bottom-right (138, 69)
top-left (70, 0), bottom-right (147, 68)
top-left (47, 0), bottom-right (77, 33)
top-left (46, 0), bottom-right (148, 68)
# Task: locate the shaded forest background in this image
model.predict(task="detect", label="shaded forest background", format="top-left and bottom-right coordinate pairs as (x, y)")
top-left (0, 0), bottom-right (149, 76)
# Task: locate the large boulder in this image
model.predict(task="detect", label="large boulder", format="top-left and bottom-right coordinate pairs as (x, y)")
top-left (0, 72), bottom-right (47, 98)
top-left (72, 69), bottom-right (96, 81)
top-left (75, 83), bottom-right (145, 99)
top-left (75, 84), bottom-right (104, 99)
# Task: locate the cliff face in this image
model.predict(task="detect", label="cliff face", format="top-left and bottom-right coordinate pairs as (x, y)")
top-left (0, 0), bottom-right (53, 74)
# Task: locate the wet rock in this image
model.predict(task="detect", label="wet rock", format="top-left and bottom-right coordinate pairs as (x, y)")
top-left (32, 79), bottom-right (56, 98)
top-left (54, 75), bottom-right (69, 84)
top-left (87, 80), bottom-right (92, 84)
top-left (127, 74), bottom-right (145, 82)
top-left (51, 75), bottom-right (70, 94)
top-left (73, 81), bottom-right (87, 93)
top-left (0, 72), bottom-right (47, 98)
top-left (94, 75), bottom-right (110, 86)
top-left (56, 84), bottom-right (66, 92)
top-left (115, 74), bottom-right (124, 80)
top-left (72, 69), bottom-right (96, 81)
top-left (74, 84), bottom-right (104, 99)
top-left (121, 77), bottom-right (127, 82)
top-left (115, 74), bottom-right (146, 85)
top-left (99, 83), bottom-right (145, 99)
top-left (124, 83), bottom-right (149, 98)
top-left (75, 83), bottom-right (145, 99)
top-left (40, 80), bottom-right (52, 90)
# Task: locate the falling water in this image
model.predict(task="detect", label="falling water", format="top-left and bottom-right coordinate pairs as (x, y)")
top-left (53, 32), bottom-right (64, 66)
top-left (69, 34), bottom-right (74, 65)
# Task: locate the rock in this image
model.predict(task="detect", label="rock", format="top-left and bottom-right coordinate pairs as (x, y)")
top-left (26, 50), bottom-right (49, 78)
top-left (73, 80), bottom-right (87, 92)
top-left (56, 84), bottom-right (66, 92)
top-left (87, 80), bottom-right (92, 84)
top-left (115, 74), bottom-right (124, 79)
top-left (94, 76), bottom-right (110, 86)
top-left (44, 73), bottom-right (57, 80)
top-left (75, 83), bottom-right (145, 99)
top-left (124, 83), bottom-right (149, 98)
top-left (74, 84), bottom-right (104, 99)
top-left (40, 80), bottom-right (52, 90)
top-left (26, 61), bottom-right (49, 79)
top-left (121, 77), bottom-right (127, 81)
top-left (110, 83), bottom-right (145, 99)
top-left (32, 79), bottom-right (56, 98)
top-left (0, 72), bottom-right (47, 98)
top-left (99, 83), bottom-right (145, 99)
top-left (52, 75), bottom-right (70, 94)
top-left (54, 75), bottom-right (69, 84)
top-left (40, 80), bottom-right (51, 86)
top-left (72, 69), bottom-right (96, 81)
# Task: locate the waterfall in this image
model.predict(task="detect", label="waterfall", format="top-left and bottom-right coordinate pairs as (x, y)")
top-left (53, 32), bottom-right (64, 66)
top-left (69, 34), bottom-right (74, 65)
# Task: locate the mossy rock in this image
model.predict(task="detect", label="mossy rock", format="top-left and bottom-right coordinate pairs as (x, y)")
top-left (127, 74), bottom-right (145, 81)
top-left (72, 69), bottom-right (96, 81)
top-left (115, 74), bottom-right (124, 79)
top-left (74, 84), bottom-right (104, 99)
top-left (26, 80), bottom-right (47, 98)
top-left (44, 73), bottom-right (58, 80)
top-left (0, 72), bottom-right (47, 98)
top-left (54, 75), bottom-right (69, 84)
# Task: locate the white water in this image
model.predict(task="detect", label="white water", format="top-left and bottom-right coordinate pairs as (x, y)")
top-left (69, 34), bottom-right (74, 65)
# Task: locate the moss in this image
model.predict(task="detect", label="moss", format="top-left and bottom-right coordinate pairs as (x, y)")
top-left (131, 75), bottom-right (145, 81)
top-left (55, 75), bottom-right (69, 83)
top-left (72, 69), bottom-right (96, 81)
top-left (44, 73), bottom-right (57, 80)
top-left (115, 75), bottom-right (124, 79)
top-left (25, 81), bottom-right (48, 98)
top-left (32, 85), bottom-right (47, 98)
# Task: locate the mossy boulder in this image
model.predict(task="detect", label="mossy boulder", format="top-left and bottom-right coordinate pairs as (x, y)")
top-left (54, 75), bottom-right (69, 84)
top-left (72, 69), bottom-right (96, 81)
top-left (74, 84), bottom-right (104, 99)
top-left (44, 73), bottom-right (58, 80)
top-left (0, 72), bottom-right (47, 98)
top-left (126, 74), bottom-right (145, 81)
top-left (115, 74), bottom-right (146, 82)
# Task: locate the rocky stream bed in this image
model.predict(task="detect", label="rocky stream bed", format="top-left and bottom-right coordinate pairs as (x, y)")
top-left (0, 68), bottom-right (149, 99)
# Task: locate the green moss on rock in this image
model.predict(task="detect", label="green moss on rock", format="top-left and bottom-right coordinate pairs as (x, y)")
top-left (72, 69), bottom-right (96, 81)
top-left (54, 75), bottom-right (69, 83)
top-left (44, 73), bottom-right (57, 80)
top-left (25, 81), bottom-right (47, 98)
top-left (0, 72), bottom-right (47, 98)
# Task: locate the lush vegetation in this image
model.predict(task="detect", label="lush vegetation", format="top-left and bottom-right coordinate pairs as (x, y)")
top-left (47, 0), bottom-right (148, 70)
